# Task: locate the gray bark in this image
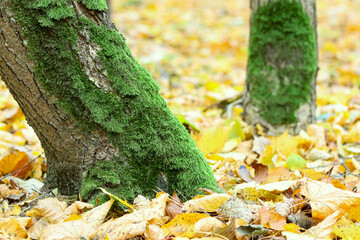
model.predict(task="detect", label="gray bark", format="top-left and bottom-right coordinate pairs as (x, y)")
top-left (0, 1), bottom-right (115, 195)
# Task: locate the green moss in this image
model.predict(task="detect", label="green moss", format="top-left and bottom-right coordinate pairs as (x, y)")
top-left (81, 0), bottom-right (108, 11)
top-left (247, 0), bottom-right (317, 125)
top-left (10, 0), bottom-right (219, 203)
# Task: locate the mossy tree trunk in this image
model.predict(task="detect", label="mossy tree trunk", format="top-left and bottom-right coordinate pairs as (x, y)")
top-left (0, 0), bottom-right (218, 203)
top-left (243, 0), bottom-right (318, 136)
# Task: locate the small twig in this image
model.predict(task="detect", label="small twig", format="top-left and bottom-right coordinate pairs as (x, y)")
top-left (0, 152), bottom-right (45, 181)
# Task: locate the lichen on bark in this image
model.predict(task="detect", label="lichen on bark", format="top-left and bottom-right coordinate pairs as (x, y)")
top-left (247, 0), bottom-right (317, 125)
top-left (9, 0), bottom-right (219, 203)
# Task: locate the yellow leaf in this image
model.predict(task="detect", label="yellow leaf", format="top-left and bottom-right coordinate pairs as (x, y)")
top-left (237, 187), bottom-right (259, 202)
top-left (300, 179), bottom-right (360, 219)
top-left (333, 217), bottom-right (360, 239)
top-left (274, 131), bottom-right (299, 159)
top-left (183, 193), bottom-right (230, 212)
top-left (161, 213), bottom-right (209, 238)
top-left (283, 223), bottom-right (301, 233)
top-left (11, 204), bottom-right (21, 216)
top-left (64, 214), bottom-right (83, 222)
top-left (0, 218), bottom-right (27, 239)
top-left (0, 150), bottom-right (30, 178)
top-left (99, 187), bottom-right (133, 211)
top-left (259, 144), bottom-right (276, 167)
top-left (196, 125), bottom-right (232, 155)
top-left (205, 81), bottom-right (221, 92)
top-left (349, 205), bottom-right (360, 222)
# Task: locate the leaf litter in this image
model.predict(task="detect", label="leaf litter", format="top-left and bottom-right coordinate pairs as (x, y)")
top-left (1, 0), bottom-right (360, 239)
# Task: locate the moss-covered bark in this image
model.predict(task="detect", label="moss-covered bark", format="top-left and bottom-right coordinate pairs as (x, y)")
top-left (243, 0), bottom-right (318, 135)
top-left (3, 0), bottom-right (218, 202)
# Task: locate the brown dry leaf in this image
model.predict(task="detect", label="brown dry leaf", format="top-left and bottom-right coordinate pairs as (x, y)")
top-left (97, 219), bottom-right (146, 240)
top-left (150, 192), bottom-right (169, 216)
top-left (27, 198), bottom-right (69, 238)
top-left (266, 166), bottom-right (292, 183)
top-left (0, 150), bottom-right (30, 178)
top-left (212, 217), bottom-right (236, 240)
top-left (259, 206), bottom-right (286, 231)
top-left (0, 217), bottom-right (27, 239)
top-left (145, 225), bottom-right (164, 240)
top-left (275, 198), bottom-right (305, 217)
top-left (27, 218), bottom-right (48, 239)
top-left (253, 163), bottom-right (269, 183)
top-left (306, 125), bottom-right (326, 149)
top-left (183, 193), bottom-right (230, 212)
top-left (300, 179), bottom-right (360, 219)
top-left (192, 217), bottom-right (225, 238)
top-left (0, 185), bottom-right (10, 198)
top-left (39, 219), bottom-right (94, 240)
top-left (305, 149), bottom-right (333, 161)
top-left (96, 200), bottom-right (166, 240)
top-left (82, 199), bottom-right (114, 229)
top-left (161, 213), bottom-right (209, 238)
top-left (166, 192), bottom-right (183, 220)
top-left (0, 131), bottom-right (26, 146)
top-left (252, 136), bottom-right (271, 155)
top-left (217, 194), bottom-right (256, 224)
top-left (64, 201), bottom-right (94, 215)
top-left (26, 198), bottom-right (67, 223)
top-left (0, 184), bottom-right (20, 200)
top-left (39, 199), bottom-right (113, 240)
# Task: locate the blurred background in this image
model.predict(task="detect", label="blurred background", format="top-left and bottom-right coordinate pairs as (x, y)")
top-left (109, 0), bottom-right (360, 111)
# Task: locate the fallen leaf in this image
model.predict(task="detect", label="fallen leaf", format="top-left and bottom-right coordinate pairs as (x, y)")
top-left (161, 213), bottom-right (209, 238)
top-left (166, 192), bottom-right (183, 220)
top-left (311, 210), bottom-right (339, 239)
top-left (217, 194), bottom-right (256, 224)
top-left (0, 150), bottom-right (30, 178)
top-left (252, 136), bottom-right (271, 155)
top-left (259, 206), bottom-right (286, 230)
top-left (0, 217), bottom-right (27, 239)
top-left (300, 179), bottom-right (360, 219)
top-left (333, 216), bottom-right (360, 239)
top-left (252, 163), bottom-right (268, 183)
top-left (286, 153), bottom-right (306, 171)
top-left (196, 125), bottom-right (232, 155)
top-left (183, 193), bottom-right (230, 212)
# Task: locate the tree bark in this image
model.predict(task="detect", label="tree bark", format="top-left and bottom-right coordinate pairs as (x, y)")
top-left (243, 0), bottom-right (318, 136)
top-left (106, 0), bottom-right (111, 17)
top-left (0, 0), bottom-right (218, 202)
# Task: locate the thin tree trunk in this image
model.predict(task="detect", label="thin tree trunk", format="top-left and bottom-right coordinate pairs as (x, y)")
top-left (243, 0), bottom-right (318, 136)
top-left (0, 0), bottom-right (218, 202)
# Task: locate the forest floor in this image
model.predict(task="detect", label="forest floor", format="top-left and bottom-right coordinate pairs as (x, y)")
top-left (1, 0), bottom-right (360, 239)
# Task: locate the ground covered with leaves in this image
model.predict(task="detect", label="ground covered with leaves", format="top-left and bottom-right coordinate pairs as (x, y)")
top-left (1, 0), bottom-right (360, 239)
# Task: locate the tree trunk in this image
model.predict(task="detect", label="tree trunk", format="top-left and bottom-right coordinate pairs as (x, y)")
top-left (243, 0), bottom-right (318, 136)
top-left (106, 0), bottom-right (111, 17)
top-left (0, 0), bottom-right (218, 202)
